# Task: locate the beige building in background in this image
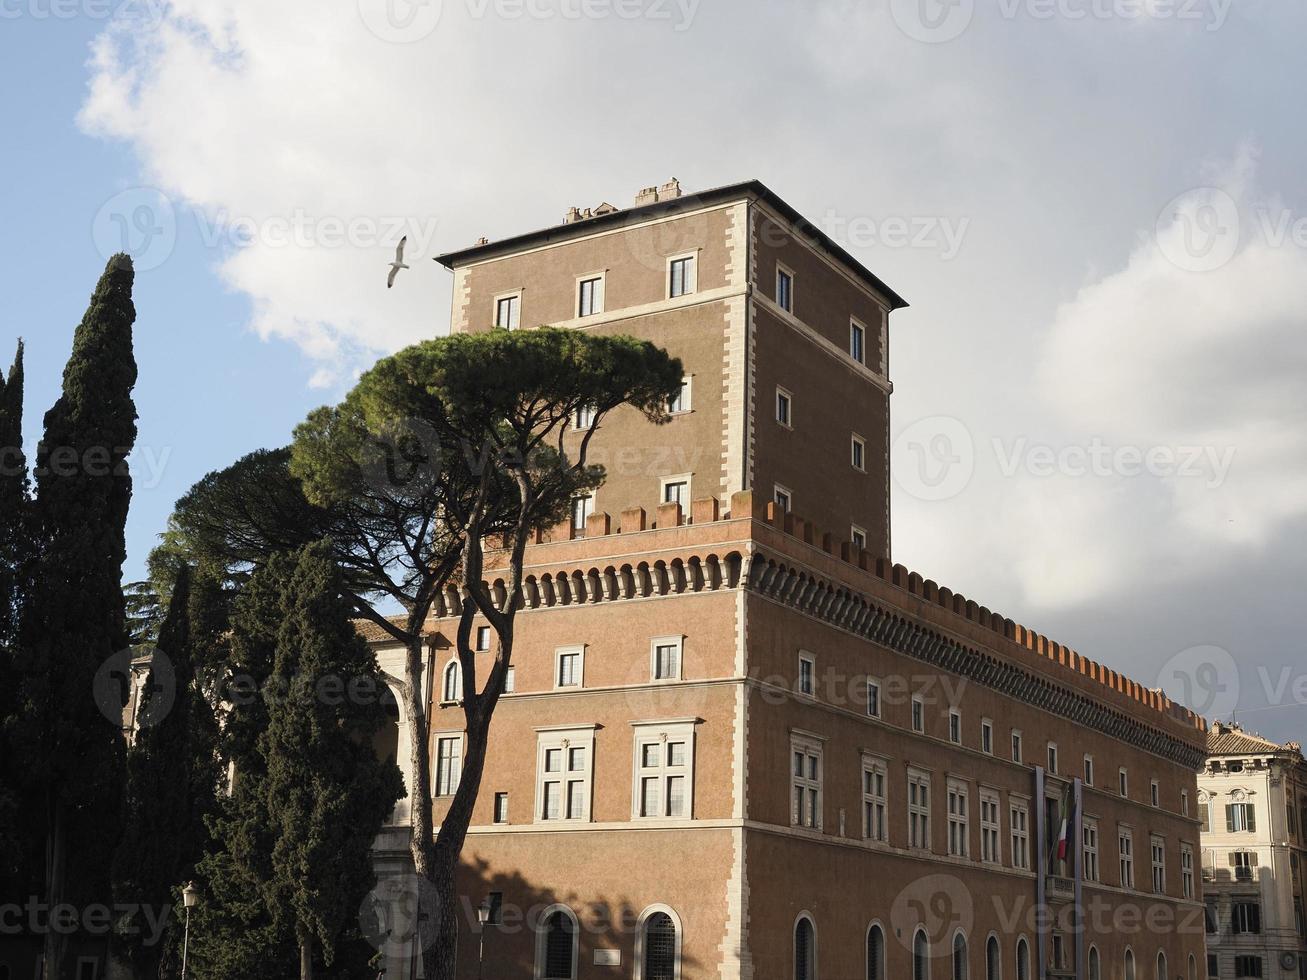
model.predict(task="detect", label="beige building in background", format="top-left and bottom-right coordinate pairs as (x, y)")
top-left (1199, 722), bottom-right (1307, 980)
top-left (362, 180), bottom-right (1211, 980)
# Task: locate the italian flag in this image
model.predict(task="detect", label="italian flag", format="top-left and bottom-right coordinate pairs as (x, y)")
top-left (1055, 789), bottom-right (1075, 861)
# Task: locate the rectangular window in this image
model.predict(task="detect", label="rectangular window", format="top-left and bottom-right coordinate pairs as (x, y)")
top-left (1151, 780), bottom-right (1161, 808)
top-left (493, 792), bottom-right (509, 824)
top-left (662, 477), bottom-right (689, 509)
top-left (851, 525), bottom-right (867, 552)
top-left (1084, 754), bottom-right (1094, 786)
top-left (503, 665), bottom-right (515, 694)
top-left (948, 709), bottom-right (962, 745)
top-left (555, 647), bottom-right (583, 688)
top-left (1119, 828), bottom-right (1135, 889)
top-left (577, 275), bottom-right (604, 317)
top-left (1232, 900), bottom-right (1262, 935)
top-left (1011, 802), bottom-right (1030, 870)
top-left (1182, 790), bottom-right (1190, 816)
top-left (633, 721), bottom-right (695, 819)
top-left (774, 485), bottom-right (792, 513)
top-left (573, 403), bottom-right (596, 430)
top-left (571, 493), bottom-right (595, 532)
top-left (1235, 956), bottom-right (1263, 978)
top-left (1119, 768), bottom-right (1129, 797)
top-left (980, 790), bottom-right (1001, 864)
top-left (866, 677), bottom-right (881, 719)
top-left (476, 625), bottom-right (491, 652)
top-left (1083, 818), bottom-right (1100, 882)
top-left (1208, 954), bottom-right (1219, 979)
top-left (651, 637), bottom-right (682, 681)
top-left (1151, 835), bottom-right (1166, 894)
top-left (494, 293), bottom-right (521, 330)
top-left (1232, 850), bottom-right (1255, 881)
top-left (536, 727), bottom-right (594, 823)
top-left (1181, 844), bottom-right (1195, 899)
top-left (435, 735), bottom-right (462, 797)
top-left (668, 254), bottom-right (696, 298)
top-left (776, 387), bottom-right (792, 427)
top-left (850, 319), bottom-right (866, 364)
top-left (667, 376), bottom-right (691, 414)
top-left (1227, 802), bottom-right (1257, 832)
top-left (981, 719), bottom-right (994, 755)
top-left (851, 433), bottom-right (866, 471)
top-left (947, 780), bottom-right (969, 857)
top-left (791, 735), bottom-right (823, 830)
top-left (862, 757), bottom-right (888, 842)
top-left (911, 695), bottom-right (925, 733)
top-left (798, 654), bottom-right (815, 697)
top-left (776, 266), bottom-right (793, 312)
top-left (909, 771), bottom-right (931, 850)
top-left (1047, 742), bottom-right (1058, 774)
top-left (1011, 731), bottom-right (1023, 763)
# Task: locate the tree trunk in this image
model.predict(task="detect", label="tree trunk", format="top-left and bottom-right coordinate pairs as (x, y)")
top-left (298, 927), bottom-right (314, 980)
top-left (42, 795), bottom-right (66, 980)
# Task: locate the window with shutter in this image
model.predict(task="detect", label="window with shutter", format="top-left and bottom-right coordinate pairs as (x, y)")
top-left (643, 912), bottom-right (676, 980)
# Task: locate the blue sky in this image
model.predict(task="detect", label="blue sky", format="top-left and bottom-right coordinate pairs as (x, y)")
top-left (4, 0), bottom-right (1307, 740)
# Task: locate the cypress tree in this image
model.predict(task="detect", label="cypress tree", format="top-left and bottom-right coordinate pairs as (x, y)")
top-left (13, 254), bottom-right (138, 976)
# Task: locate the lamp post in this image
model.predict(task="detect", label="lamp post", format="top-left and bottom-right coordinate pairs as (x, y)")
top-left (475, 900), bottom-right (492, 980)
top-left (181, 881), bottom-right (199, 980)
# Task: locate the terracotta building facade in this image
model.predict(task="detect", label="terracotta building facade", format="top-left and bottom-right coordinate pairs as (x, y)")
top-left (364, 180), bottom-right (1210, 980)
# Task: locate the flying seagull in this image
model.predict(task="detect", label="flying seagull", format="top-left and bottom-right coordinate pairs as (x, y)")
top-left (387, 236), bottom-right (410, 288)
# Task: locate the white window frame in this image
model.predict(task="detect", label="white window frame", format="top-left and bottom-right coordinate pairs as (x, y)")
top-left (981, 719), bottom-right (994, 756)
top-left (434, 732), bottom-right (464, 798)
top-left (1083, 817), bottom-right (1100, 882)
top-left (554, 645), bottom-right (585, 690)
top-left (571, 493), bottom-right (596, 533)
top-left (948, 708), bottom-right (963, 745)
top-left (493, 791), bottom-right (509, 824)
top-left (947, 779), bottom-right (970, 857)
top-left (980, 788), bottom-right (1002, 865)
top-left (851, 524), bottom-right (867, 552)
top-left (1011, 730), bottom-right (1023, 764)
top-left (575, 271), bottom-right (606, 318)
top-left (660, 473), bottom-right (692, 511)
top-left (774, 484), bottom-right (792, 513)
top-left (911, 695), bottom-right (925, 733)
top-left (534, 725), bottom-right (596, 824)
top-left (851, 432), bottom-right (866, 472)
top-left (475, 625), bottom-right (491, 652)
top-left (908, 769), bottom-right (932, 850)
top-left (534, 903), bottom-right (580, 980)
top-left (1181, 843), bottom-right (1195, 899)
top-left (798, 652), bottom-right (816, 698)
top-left (776, 263), bottom-right (795, 313)
top-left (1151, 835), bottom-right (1166, 894)
top-left (650, 635), bottom-right (684, 682)
top-left (850, 317), bottom-right (867, 365)
top-left (1120, 768), bottom-right (1129, 797)
top-left (635, 904), bottom-right (684, 980)
top-left (862, 754), bottom-right (888, 842)
top-left (791, 732), bottom-right (825, 830)
top-left (1119, 827), bottom-right (1135, 889)
top-left (1084, 754), bottom-right (1095, 787)
top-left (503, 665), bottom-right (516, 695)
top-left (573, 403), bottom-right (597, 431)
top-left (441, 658), bottom-right (462, 705)
top-left (1151, 779), bottom-right (1160, 808)
top-left (667, 251), bottom-right (698, 299)
top-left (865, 676), bottom-right (882, 719)
top-left (776, 386), bottom-right (793, 428)
top-left (667, 375), bottom-right (692, 415)
top-left (493, 289), bottom-right (522, 330)
top-left (631, 720), bottom-right (696, 820)
top-left (1011, 799), bottom-right (1030, 870)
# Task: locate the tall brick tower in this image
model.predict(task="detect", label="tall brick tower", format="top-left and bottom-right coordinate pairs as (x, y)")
top-left (364, 181), bottom-right (1209, 980)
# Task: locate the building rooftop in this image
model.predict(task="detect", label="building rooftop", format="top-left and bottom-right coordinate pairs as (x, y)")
top-left (1207, 720), bottom-right (1303, 757)
top-left (434, 178), bottom-right (910, 311)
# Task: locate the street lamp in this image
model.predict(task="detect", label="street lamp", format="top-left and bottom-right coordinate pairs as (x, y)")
top-left (181, 881), bottom-right (200, 980)
top-left (475, 899), bottom-right (493, 980)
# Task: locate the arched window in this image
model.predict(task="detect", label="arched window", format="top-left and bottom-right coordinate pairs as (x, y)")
top-left (953, 933), bottom-right (969, 980)
top-left (1189, 954), bottom-right (1197, 980)
top-left (537, 906), bottom-right (577, 980)
top-left (442, 659), bottom-right (461, 703)
top-left (914, 929), bottom-right (931, 980)
top-left (986, 936), bottom-right (1001, 980)
top-left (1157, 952), bottom-right (1167, 980)
top-left (868, 924), bottom-right (885, 980)
top-left (637, 907), bottom-right (680, 980)
top-left (1089, 946), bottom-right (1101, 980)
top-left (1016, 939), bottom-right (1030, 980)
top-left (795, 915), bottom-right (816, 980)
top-left (1125, 948), bottom-right (1137, 980)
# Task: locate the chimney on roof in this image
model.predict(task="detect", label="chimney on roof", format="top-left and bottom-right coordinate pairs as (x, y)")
top-left (475, 236), bottom-right (489, 245)
top-left (564, 206), bottom-right (583, 224)
top-left (633, 177), bottom-right (683, 208)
